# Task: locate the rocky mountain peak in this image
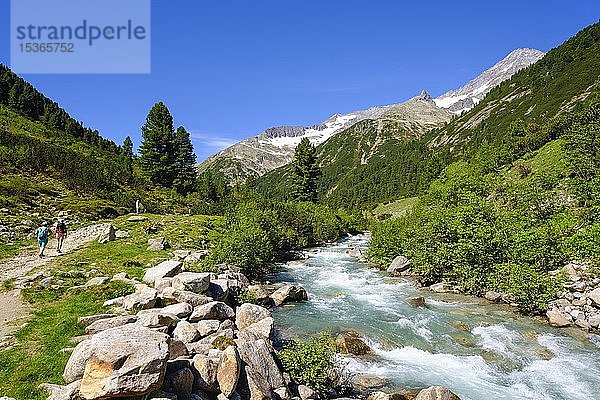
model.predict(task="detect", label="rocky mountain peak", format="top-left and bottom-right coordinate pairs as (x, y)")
top-left (415, 90), bottom-right (433, 102)
top-left (434, 48), bottom-right (545, 114)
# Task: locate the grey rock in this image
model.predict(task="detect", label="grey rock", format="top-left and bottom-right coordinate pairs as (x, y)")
top-left (588, 288), bottom-right (600, 306)
top-left (546, 310), bottom-right (573, 327)
top-left (161, 287), bottom-right (213, 307)
top-left (123, 284), bottom-right (158, 310)
top-left (85, 276), bottom-right (109, 287)
top-left (66, 324), bottom-right (169, 399)
top-left (414, 385), bottom-right (461, 400)
top-left (192, 354), bottom-right (220, 392)
top-left (298, 385), bottom-right (315, 400)
top-left (115, 230), bottom-right (130, 239)
top-left (484, 291), bottom-right (503, 302)
top-left (162, 302), bottom-right (193, 319)
top-left (196, 319), bottom-right (221, 337)
top-left (173, 320), bottom-right (201, 343)
top-left (148, 237), bottom-right (170, 251)
top-left (98, 224), bottom-right (116, 244)
top-left (236, 339), bottom-right (286, 391)
top-left (189, 302), bottom-right (235, 322)
top-left (85, 315), bottom-right (137, 334)
top-left (172, 272), bottom-right (212, 294)
top-left (236, 303), bottom-right (271, 330)
top-left (237, 317), bottom-right (274, 342)
top-left (143, 260), bottom-right (183, 286)
top-left (77, 314), bottom-right (117, 328)
top-left (351, 375), bottom-right (387, 391)
top-left (206, 279), bottom-right (230, 301)
top-left (165, 368), bottom-right (194, 400)
top-left (270, 285), bottom-right (308, 307)
top-left (386, 255), bottom-right (412, 276)
top-left (39, 380), bottom-right (81, 400)
top-left (136, 309), bottom-right (180, 328)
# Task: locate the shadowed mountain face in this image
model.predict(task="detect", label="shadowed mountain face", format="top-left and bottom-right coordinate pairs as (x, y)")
top-left (198, 48), bottom-right (545, 184)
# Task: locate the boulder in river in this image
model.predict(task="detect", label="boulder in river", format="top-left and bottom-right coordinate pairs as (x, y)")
top-left (387, 255), bottom-right (412, 276)
top-left (546, 309), bottom-right (573, 327)
top-left (484, 291), bottom-right (503, 302)
top-left (270, 284), bottom-right (308, 306)
top-left (414, 385), bottom-right (460, 400)
top-left (335, 332), bottom-right (371, 356)
top-left (408, 296), bottom-right (427, 308)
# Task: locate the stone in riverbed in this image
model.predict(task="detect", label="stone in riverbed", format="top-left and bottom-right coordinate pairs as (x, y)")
top-left (387, 255), bottom-right (412, 276)
top-left (429, 283), bottom-right (453, 293)
top-left (270, 284), bottom-right (308, 306)
top-left (335, 332), bottom-right (371, 356)
top-left (351, 375), bottom-right (388, 391)
top-left (414, 385), bottom-right (461, 400)
top-left (408, 296), bottom-right (426, 308)
top-left (546, 309), bottom-right (572, 327)
top-left (484, 291), bottom-right (503, 302)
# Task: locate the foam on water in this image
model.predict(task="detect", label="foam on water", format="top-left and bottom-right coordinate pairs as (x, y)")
top-left (274, 234), bottom-right (600, 400)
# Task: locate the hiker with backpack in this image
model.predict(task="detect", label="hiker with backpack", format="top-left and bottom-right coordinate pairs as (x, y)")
top-left (36, 222), bottom-right (51, 257)
top-left (55, 219), bottom-right (67, 253)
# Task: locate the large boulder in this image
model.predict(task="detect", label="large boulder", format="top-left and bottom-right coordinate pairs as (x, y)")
top-left (85, 315), bottom-right (137, 334)
top-left (414, 386), bottom-right (460, 400)
top-left (237, 317), bottom-right (274, 342)
top-left (122, 284), bottom-right (158, 311)
top-left (335, 332), bottom-right (371, 356)
top-left (217, 346), bottom-right (241, 396)
top-left (546, 309), bottom-right (572, 327)
top-left (136, 309), bottom-right (180, 329)
top-left (189, 302), bottom-right (235, 322)
top-left (197, 319), bottom-right (221, 337)
top-left (148, 237), bottom-right (171, 251)
top-left (239, 365), bottom-right (274, 400)
top-left (387, 256), bottom-right (411, 276)
top-left (77, 314), bottom-right (117, 328)
top-left (162, 302), bottom-right (194, 319)
top-left (270, 285), bottom-right (308, 307)
top-left (206, 279), bottom-right (230, 301)
top-left (236, 304), bottom-right (271, 330)
top-left (161, 287), bottom-right (213, 307)
top-left (172, 273), bottom-right (212, 294)
top-left (65, 325), bottom-right (170, 399)
top-left (246, 285), bottom-right (274, 307)
top-left (192, 355), bottom-right (220, 392)
top-left (236, 339), bottom-right (286, 391)
top-left (98, 224), bottom-right (116, 244)
top-left (143, 260), bottom-right (183, 286)
top-left (173, 320), bottom-right (201, 343)
top-left (588, 288), bottom-right (600, 307)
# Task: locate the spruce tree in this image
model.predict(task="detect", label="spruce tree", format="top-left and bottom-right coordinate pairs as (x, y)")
top-left (172, 126), bottom-right (197, 194)
top-left (291, 137), bottom-right (320, 202)
top-left (139, 102), bottom-right (176, 186)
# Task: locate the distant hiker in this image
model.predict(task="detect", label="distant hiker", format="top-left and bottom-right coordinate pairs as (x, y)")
top-left (36, 222), bottom-right (51, 257)
top-left (55, 219), bottom-right (67, 253)
top-left (135, 199), bottom-right (145, 214)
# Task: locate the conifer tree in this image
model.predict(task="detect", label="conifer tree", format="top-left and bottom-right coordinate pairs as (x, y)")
top-left (291, 137), bottom-right (320, 202)
top-left (123, 136), bottom-right (134, 158)
top-left (139, 102), bottom-right (176, 186)
top-left (172, 126), bottom-right (197, 194)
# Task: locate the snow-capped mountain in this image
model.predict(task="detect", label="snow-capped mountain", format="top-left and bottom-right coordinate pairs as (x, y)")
top-left (198, 102), bottom-right (409, 181)
top-left (199, 48), bottom-right (546, 183)
top-left (434, 48), bottom-right (545, 114)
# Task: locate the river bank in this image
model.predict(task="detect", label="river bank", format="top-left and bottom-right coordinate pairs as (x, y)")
top-left (273, 234), bottom-right (600, 400)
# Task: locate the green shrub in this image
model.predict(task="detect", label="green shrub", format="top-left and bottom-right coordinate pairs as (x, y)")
top-left (278, 332), bottom-right (342, 396)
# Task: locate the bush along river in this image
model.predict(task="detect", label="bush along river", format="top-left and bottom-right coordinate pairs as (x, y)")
top-left (273, 234), bottom-right (600, 400)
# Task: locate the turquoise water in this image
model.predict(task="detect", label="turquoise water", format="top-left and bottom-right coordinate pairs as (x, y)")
top-left (273, 234), bottom-right (600, 400)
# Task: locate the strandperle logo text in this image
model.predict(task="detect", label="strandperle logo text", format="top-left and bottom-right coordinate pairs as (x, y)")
top-left (15, 19), bottom-right (147, 46)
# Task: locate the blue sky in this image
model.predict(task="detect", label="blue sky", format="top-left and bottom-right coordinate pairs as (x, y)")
top-left (1, 1), bottom-right (599, 161)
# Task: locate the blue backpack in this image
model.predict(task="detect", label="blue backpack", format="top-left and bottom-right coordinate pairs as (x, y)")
top-left (37, 227), bottom-right (49, 240)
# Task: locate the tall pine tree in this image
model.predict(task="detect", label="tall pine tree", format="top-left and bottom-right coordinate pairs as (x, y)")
top-left (172, 126), bottom-right (197, 194)
top-left (139, 102), bottom-right (176, 186)
top-left (290, 137), bottom-right (320, 202)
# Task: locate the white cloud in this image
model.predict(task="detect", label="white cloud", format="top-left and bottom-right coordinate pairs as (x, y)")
top-left (189, 130), bottom-right (238, 150)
